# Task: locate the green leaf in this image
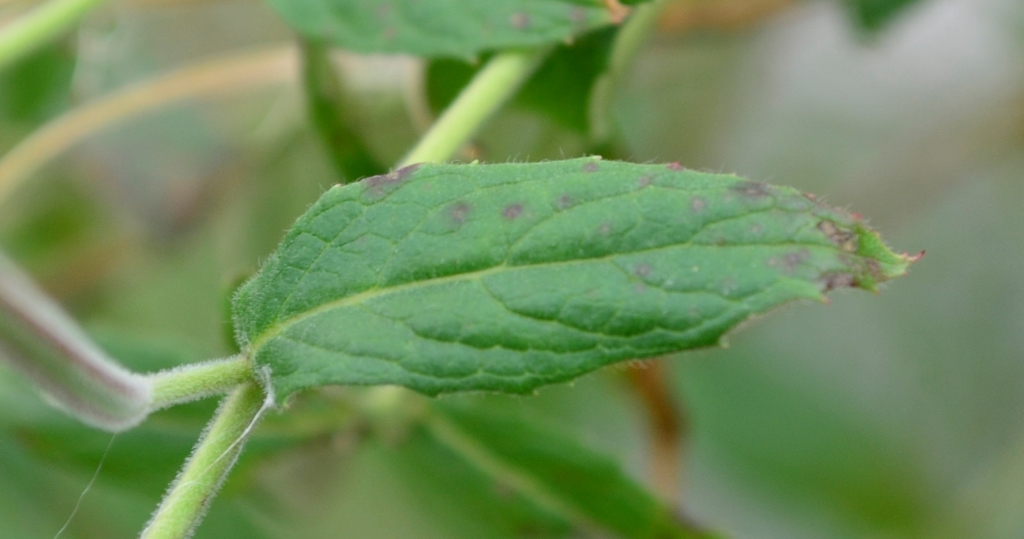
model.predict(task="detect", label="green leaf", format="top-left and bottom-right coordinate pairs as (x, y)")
top-left (261, 0), bottom-right (622, 59)
top-left (846, 0), bottom-right (924, 32)
top-left (424, 401), bottom-right (721, 538)
top-left (233, 158), bottom-right (913, 403)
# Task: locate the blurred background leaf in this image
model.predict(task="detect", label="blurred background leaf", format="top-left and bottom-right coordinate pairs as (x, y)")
top-left (845, 0), bottom-right (925, 31)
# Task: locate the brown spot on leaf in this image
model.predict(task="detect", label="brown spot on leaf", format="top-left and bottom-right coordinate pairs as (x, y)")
top-left (557, 194), bottom-right (573, 209)
top-left (634, 263), bottom-right (652, 277)
top-left (502, 203), bottom-right (523, 220)
top-left (865, 259), bottom-right (884, 282)
top-left (366, 163), bottom-right (421, 189)
top-left (690, 197), bottom-right (706, 212)
top-left (637, 175), bottom-right (652, 188)
top-left (363, 163), bottom-right (421, 198)
top-left (569, 6), bottom-right (588, 25)
top-left (510, 12), bottom-right (531, 29)
top-left (782, 250), bottom-right (810, 273)
top-left (820, 272), bottom-right (856, 292)
top-left (733, 181), bottom-right (771, 199)
top-left (583, 161), bottom-right (600, 173)
top-left (598, 222), bottom-right (612, 235)
top-left (450, 202), bottom-right (471, 225)
top-left (818, 221), bottom-right (858, 252)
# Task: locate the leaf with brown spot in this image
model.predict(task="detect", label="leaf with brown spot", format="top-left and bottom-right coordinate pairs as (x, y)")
top-left (233, 158), bottom-right (915, 402)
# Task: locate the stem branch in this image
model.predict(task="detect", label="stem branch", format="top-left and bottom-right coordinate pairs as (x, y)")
top-left (398, 48), bottom-right (548, 167)
top-left (148, 356), bottom-right (254, 411)
top-left (0, 0), bottom-right (107, 72)
top-left (140, 382), bottom-right (267, 539)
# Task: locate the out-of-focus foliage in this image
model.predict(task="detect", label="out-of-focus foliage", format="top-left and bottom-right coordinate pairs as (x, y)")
top-left (0, 39), bottom-right (75, 127)
top-left (3, 0), bottom-right (1024, 538)
top-left (846, 0), bottom-right (925, 31)
top-left (260, 0), bottom-right (625, 59)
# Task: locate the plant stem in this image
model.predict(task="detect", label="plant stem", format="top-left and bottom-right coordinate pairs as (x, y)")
top-left (0, 0), bottom-right (106, 73)
top-left (397, 48), bottom-right (548, 167)
top-left (0, 46), bottom-right (296, 208)
top-left (140, 382), bottom-right (267, 539)
top-left (589, 0), bottom-right (672, 143)
top-left (148, 356), bottom-right (254, 411)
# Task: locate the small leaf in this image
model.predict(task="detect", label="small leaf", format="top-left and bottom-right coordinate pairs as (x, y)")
top-left (233, 158), bottom-right (914, 403)
top-left (261, 0), bottom-right (627, 59)
top-left (425, 401), bottom-right (722, 538)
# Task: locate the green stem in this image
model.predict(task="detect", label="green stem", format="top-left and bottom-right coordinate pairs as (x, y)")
top-left (0, 0), bottom-right (107, 72)
top-left (398, 48), bottom-right (549, 167)
top-left (148, 356), bottom-right (254, 411)
top-left (140, 382), bottom-right (267, 539)
top-left (589, 0), bottom-right (672, 143)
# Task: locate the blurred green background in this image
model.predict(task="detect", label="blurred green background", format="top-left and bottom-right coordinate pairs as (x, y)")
top-left (2, 0), bottom-right (1024, 537)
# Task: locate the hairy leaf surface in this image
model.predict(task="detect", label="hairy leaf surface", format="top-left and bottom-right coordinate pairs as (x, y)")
top-left (233, 158), bottom-right (912, 403)
top-left (261, 0), bottom-right (624, 59)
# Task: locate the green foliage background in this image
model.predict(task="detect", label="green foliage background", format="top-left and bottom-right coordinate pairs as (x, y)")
top-left (2, 0), bottom-right (1023, 537)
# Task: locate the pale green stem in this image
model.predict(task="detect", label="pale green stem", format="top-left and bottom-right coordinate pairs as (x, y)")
top-left (147, 356), bottom-right (254, 411)
top-left (0, 0), bottom-right (107, 72)
top-left (140, 382), bottom-right (267, 539)
top-left (589, 0), bottom-right (673, 143)
top-left (398, 48), bottom-right (549, 167)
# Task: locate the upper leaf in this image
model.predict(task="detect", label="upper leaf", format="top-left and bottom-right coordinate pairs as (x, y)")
top-left (261, 0), bottom-right (621, 59)
top-left (233, 158), bottom-right (913, 403)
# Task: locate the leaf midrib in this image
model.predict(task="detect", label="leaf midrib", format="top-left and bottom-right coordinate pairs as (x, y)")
top-left (245, 234), bottom-right (834, 357)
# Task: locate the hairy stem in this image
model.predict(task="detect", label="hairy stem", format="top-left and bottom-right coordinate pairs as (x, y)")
top-left (140, 382), bottom-right (267, 539)
top-left (0, 0), bottom-right (106, 72)
top-left (148, 356), bottom-right (254, 411)
top-left (398, 48), bottom-right (549, 167)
